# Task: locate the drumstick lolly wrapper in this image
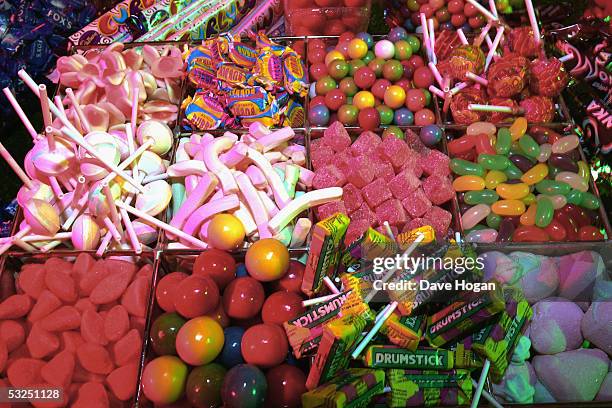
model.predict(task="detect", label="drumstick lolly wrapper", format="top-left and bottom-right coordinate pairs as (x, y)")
top-left (387, 369), bottom-right (473, 407)
top-left (302, 368), bottom-right (385, 408)
top-left (364, 346), bottom-right (454, 370)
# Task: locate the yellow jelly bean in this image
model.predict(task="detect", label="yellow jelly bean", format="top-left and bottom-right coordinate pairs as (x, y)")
top-left (520, 163), bottom-right (549, 185)
top-left (509, 117), bottom-right (528, 141)
top-left (496, 183), bottom-right (530, 200)
top-left (577, 161), bottom-right (590, 184)
top-left (520, 203), bottom-right (537, 226)
top-left (452, 175), bottom-right (485, 192)
top-left (491, 199), bottom-right (526, 216)
top-left (484, 170), bottom-right (507, 190)
top-left (522, 193), bottom-right (536, 205)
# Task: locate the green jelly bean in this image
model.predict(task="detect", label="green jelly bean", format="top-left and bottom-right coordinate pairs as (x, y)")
top-left (478, 154), bottom-right (511, 170)
top-left (510, 141), bottom-right (524, 156)
top-left (465, 190), bottom-right (500, 205)
top-left (566, 189), bottom-right (584, 205)
top-left (535, 196), bottom-right (553, 227)
top-left (548, 165), bottom-right (562, 178)
top-left (495, 128), bottom-right (512, 155)
top-left (535, 180), bottom-right (571, 196)
top-left (504, 162), bottom-right (524, 180)
top-left (580, 192), bottom-right (600, 210)
top-left (486, 213), bottom-right (502, 229)
top-left (464, 224), bottom-right (487, 235)
top-left (450, 159), bottom-right (486, 177)
top-left (518, 134), bottom-right (541, 159)
top-left (522, 193), bottom-right (536, 205)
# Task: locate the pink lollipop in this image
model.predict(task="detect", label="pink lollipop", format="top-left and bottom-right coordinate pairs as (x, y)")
top-left (71, 214), bottom-right (101, 250)
top-left (529, 57), bottom-right (569, 97)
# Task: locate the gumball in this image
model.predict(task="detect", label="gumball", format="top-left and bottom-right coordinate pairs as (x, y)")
top-left (407, 0), bottom-right (420, 11)
top-left (371, 79), bottom-right (391, 100)
top-left (241, 324), bottom-right (289, 368)
top-left (308, 38), bottom-right (326, 52)
top-left (309, 62), bottom-right (328, 81)
top-left (221, 364), bottom-right (267, 408)
top-left (186, 363), bottom-right (227, 408)
top-left (362, 50), bottom-right (375, 64)
top-left (422, 89), bottom-right (432, 106)
top-left (315, 76), bottom-right (337, 96)
top-left (339, 77), bottom-right (358, 96)
top-left (310, 95), bottom-right (326, 108)
top-left (150, 312), bottom-right (186, 356)
top-left (235, 263), bottom-right (248, 277)
top-left (441, 21), bottom-right (454, 30)
top-left (356, 32), bottom-right (374, 48)
top-left (374, 40), bottom-right (395, 59)
top-left (324, 89), bottom-right (347, 111)
top-left (384, 85), bottom-right (406, 109)
top-left (394, 108), bottom-right (414, 126)
top-left (353, 90), bottom-right (376, 109)
top-left (207, 214), bottom-right (245, 251)
top-left (347, 38), bottom-right (368, 60)
top-left (468, 14), bottom-right (485, 29)
top-left (261, 291), bottom-right (305, 326)
top-left (265, 365), bottom-right (307, 408)
top-left (404, 35), bottom-right (420, 53)
top-left (218, 326), bottom-right (245, 368)
top-left (377, 105), bottom-right (395, 125)
top-left (245, 239), bottom-right (289, 281)
top-left (156, 272), bottom-right (188, 312)
top-left (420, 125), bottom-right (443, 146)
top-left (142, 356), bottom-right (188, 404)
top-left (382, 60), bottom-right (404, 81)
top-left (358, 107), bottom-right (381, 131)
top-left (383, 126), bottom-right (405, 139)
top-left (394, 40), bottom-right (413, 60)
top-left (448, 0), bottom-right (464, 13)
top-left (406, 88), bottom-right (427, 111)
top-left (174, 275), bottom-right (220, 318)
top-left (354, 67), bottom-right (376, 89)
top-left (414, 108), bottom-right (436, 125)
top-left (308, 47), bottom-right (326, 64)
top-left (407, 54), bottom-right (425, 70)
top-left (451, 13), bottom-right (467, 27)
top-left (272, 260), bottom-right (306, 293)
top-left (338, 31), bottom-right (355, 44)
top-left (413, 66), bottom-right (435, 88)
top-left (222, 277), bottom-right (265, 319)
top-left (335, 41), bottom-right (350, 58)
top-left (205, 301), bottom-right (230, 328)
top-left (327, 59), bottom-right (349, 80)
top-left (464, 2), bottom-right (478, 16)
top-left (308, 104), bottom-right (330, 126)
top-left (348, 59), bottom-right (366, 76)
top-left (367, 58), bottom-right (385, 78)
top-left (436, 7), bottom-right (451, 23)
top-left (403, 19), bottom-right (415, 31)
top-left (337, 104), bottom-right (359, 125)
top-left (324, 50), bottom-right (345, 66)
top-left (388, 27), bottom-right (409, 42)
top-left (176, 316), bottom-right (224, 366)
top-left (400, 62), bottom-right (414, 81)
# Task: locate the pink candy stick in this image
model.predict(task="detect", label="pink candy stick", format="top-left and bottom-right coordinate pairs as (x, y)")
top-left (248, 122), bottom-right (271, 139)
top-left (256, 127), bottom-right (295, 152)
top-left (258, 190), bottom-right (279, 218)
top-left (182, 194), bottom-right (240, 236)
top-left (39, 85), bottom-right (55, 150)
top-left (420, 13), bottom-right (432, 60)
top-left (219, 142), bottom-right (248, 167)
top-left (428, 63), bottom-right (444, 88)
top-left (489, 0), bottom-right (498, 18)
top-left (466, 0), bottom-right (498, 21)
top-left (323, 276), bottom-right (340, 294)
top-left (428, 19), bottom-right (436, 63)
top-left (203, 136), bottom-right (239, 194)
top-left (48, 177), bottom-right (64, 199)
top-left (485, 27), bottom-right (505, 71)
top-left (103, 217), bottom-right (122, 242)
top-left (290, 218), bottom-right (311, 248)
top-left (72, 176), bottom-right (86, 206)
top-left (96, 230), bottom-right (113, 256)
top-left (102, 183), bottom-right (121, 230)
top-left (128, 72), bottom-right (140, 137)
top-left (210, 188), bottom-right (224, 201)
top-left (466, 72), bottom-right (489, 86)
top-left (235, 172), bottom-right (269, 235)
top-left (429, 85), bottom-right (445, 99)
top-left (246, 165), bottom-right (267, 188)
top-left (0, 141), bottom-right (33, 189)
top-left (3, 87), bottom-right (38, 140)
top-left (175, 139), bottom-right (190, 163)
top-left (443, 77), bottom-right (451, 93)
top-left (170, 173), bottom-right (218, 231)
top-left (525, 0), bottom-right (541, 45)
top-left (54, 96), bottom-right (66, 118)
top-left (65, 88), bottom-right (91, 134)
top-left (474, 22), bottom-right (492, 47)
top-left (457, 29), bottom-right (469, 45)
top-left (451, 82), bottom-right (469, 95)
top-left (485, 34), bottom-right (494, 49)
top-left (118, 205), bottom-right (142, 253)
top-left (246, 147), bottom-right (291, 208)
top-left (167, 160), bottom-right (207, 177)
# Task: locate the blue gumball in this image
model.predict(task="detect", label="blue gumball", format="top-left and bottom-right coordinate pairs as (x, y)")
top-left (218, 326), bottom-right (245, 368)
top-left (388, 26), bottom-right (408, 42)
top-left (403, 19), bottom-right (415, 32)
top-left (440, 22), bottom-right (454, 31)
top-left (420, 124), bottom-right (443, 147)
top-left (220, 364), bottom-right (267, 408)
top-left (235, 263), bottom-right (248, 277)
top-left (394, 108), bottom-right (414, 126)
top-left (356, 32), bottom-right (374, 49)
top-left (308, 105), bottom-right (330, 127)
top-left (460, 24), bottom-right (472, 33)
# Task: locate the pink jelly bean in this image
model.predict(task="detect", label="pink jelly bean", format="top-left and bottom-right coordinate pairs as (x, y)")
top-left (40, 350), bottom-right (75, 390)
top-left (0, 320), bottom-right (25, 352)
top-left (45, 269), bottom-right (77, 303)
top-left (28, 290), bottom-right (61, 322)
top-left (447, 135), bottom-right (475, 156)
top-left (17, 264), bottom-right (46, 299)
top-left (7, 358), bottom-right (45, 387)
top-left (61, 331), bottom-right (84, 354)
top-left (27, 324), bottom-right (59, 359)
top-left (474, 134), bottom-right (496, 155)
top-left (155, 272), bottom-right (188, 313)
top-left (121, 276), bottom-right (150, 318)
top-left (40, 306), bottom-right (80, 332)
top-left (104, 305), bottom-right (130, 342)
top-left (106, 363), bottom-right (138, 401)
top-left (0, 294), bottom-right (32, 319)
top-left (112, 329), bottom-right (141, 366)
top-left (74, 298), bottom-right (97, 314)
top-left (79, 261), bottom-right (109, 296)
top-left (90, 269), bottom-right (134, 305)
top-left (76, 343), bottom-right (114, 374)
top-left (81, 309), bottom-right (108, 345)
top-left (72, 382), bottom-right (109, 408)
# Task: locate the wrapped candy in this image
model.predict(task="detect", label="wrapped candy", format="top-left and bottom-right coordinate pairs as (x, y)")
top-left (447, 45), bottom-right (486, 81)
top-left (529, 57), bottom-right (570, 97)
top-left (487, 55), bottom-right (530, 98)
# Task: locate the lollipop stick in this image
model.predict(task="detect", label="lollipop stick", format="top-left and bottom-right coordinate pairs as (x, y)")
top-left (128, 74), bottom-right (139, 137)
top-left (54, 96), bottom-right (66, 117)
top-left (457, 29), bottom-right (469, 45)
top-left (103, 217), bottom-right (122, 242)
top-left (428, 85), bottom-right (445, 99)
top-left (102, 183), bottom-right (122, 231)
top-left (323, 277), bottom-right (340, 294)
top-left (428, 63), bottom-right (444, 88)
top-left (39, 85), bottom-right (55, 151)
top-left (125, 124), bottom-right (139, 180)
top-left (351, 302), bottom-right (398, 359)
top-left (72, 176), bottom-right (86, 207)
top-left (466, 72), bottom-right (489, 86)
top-left (3, 88), bottom-right (38, 140)
top-left (65, 88), bottom-right (91, 134)
top-left (428, 19), bottom-right (436, 64)
top-left (471, 378), bottom-right (504, 408)
top-left (474, 23), bottom-right (492, 47)
top-left (0, 141), bottom-right (33, 188)
top-left (524, 0), bottom-right (541, 45)
top-left (489, 0), bottom-right (499, 18)
top-left (302, 293), bottom-right (339, 307)
top-left (420, 13), bottom-right (432, 60)
top-left (485, 27), bottom-right (505, 71)
top-left (559, 54), bottom-right (573, 63)
top-left (466, 0), bottom-right (498, 21)
top-left (450, 82), bottom-right (468, 96)
top-left (118, 205), bottom-right (142, 253)
top-left (100, 138), bottom-right (153, 186)
top-left (40, 240), bottom-right (63, 252)
top-left (471, 359), bottom-right (491, 408)
top-left (383, 221), bottom-right (396, 241)
top-left (96, 231), bottom-right (113, 256)
top-left (48, 177), bottom-right (64, 199)
top-left (469, 104), bottom-right (513, 113)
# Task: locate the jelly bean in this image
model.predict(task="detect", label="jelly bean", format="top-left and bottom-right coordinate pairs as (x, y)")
top-left (509, 154), bottom-right (534, 173)
top-left (537, 143), bottom-right (552, 163)
top-left (563, 204), bottom-right (590, 227)
top-left (496, 218), bottom-right (515, 242)
top-left (491, 199), bottom-right (526, 216)
top-left (543, 219), bottom-right (567, 241)
top-left (495, 128), bottom-right (512, 155)
top-left (535, 180), bottom-right (571, 196)
top-left (579, 191), bottom-right (600, 210)
top-left (537, 194), bottom-right (566, 210)
top-left (459, 202), bottom-right (472, 214)
top-left (503, 162), bottom-right (523, 180)
top-left (548, 165), bottom-right (562, 179)
top-left (513, 225), bottom-right (550, 242)
top-left (467, 122), bottom-right (496, 137)
top-left (474, 134), bottom-right (496, 155)
top-left (447, 135), bottom-right (475, 156)
top-left (450, 159), bottom-right (485, 177)
top-left (496, 183), bottom-right (529, 200)
top-left (464, 190), bottom-right (499, 205)
top-left (452, 175), bottom-right (485, 192)
top-left (553, 210), bottom-right (579, 241)
top-left (486, 212), bottom-right (502, 229)
top-left (478, 154), bottom-right (510, 170)
top-left (485, 170), bottom-right (507, 189)
top-left (510, 141), bottom-right (524, 156)
top-left (530, 126), bottom-right (562, 145)
top-left (518, 135), bottom-right (540, 159)
top-left (551, 135), bottom-right (579, 154)
top-left (509, 118), bottom-right (527, 141)
top-left (577, 161), bottom-right (590, 183)
top-left (555, 172), bottom-right (588, 192)
top-left (520, 203), bottom-right (537, 226)
top-left (578, 226), bottom-right (605, 241)
top-left (461, 204), bottom-right (491, 230)
top-left (566, 189), bottom-right (583, 205)
top-left (548, 154), bottom-right (578, 172)
top-left (535, 196), bottom-right (553, 227)
top-left (465, 228), bottom-right (498, 243)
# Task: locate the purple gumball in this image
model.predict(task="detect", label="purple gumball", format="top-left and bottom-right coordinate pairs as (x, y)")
top-left (308, 105), bottom-right (330, 127)
top-left (419, 124), bottom-right (443, 147)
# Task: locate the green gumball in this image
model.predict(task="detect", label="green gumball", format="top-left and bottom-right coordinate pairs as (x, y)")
top-left (150, 312), bottom-right (187, 356)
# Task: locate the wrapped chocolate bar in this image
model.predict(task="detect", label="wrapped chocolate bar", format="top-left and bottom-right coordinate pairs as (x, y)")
top-left (387, 369), bottom-right (472, 407)
top-left (302, 368), bottom-right (385, 408)
top-left (364, 346), bottom-right (454, 370)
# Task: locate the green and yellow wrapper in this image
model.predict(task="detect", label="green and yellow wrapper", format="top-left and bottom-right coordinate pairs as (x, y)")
top-left (387, 369), bottom-right (472, 407)
top-left (302, 368), bottom-right (385, 408)
top-left (364, 346), bottom-right (454, 370)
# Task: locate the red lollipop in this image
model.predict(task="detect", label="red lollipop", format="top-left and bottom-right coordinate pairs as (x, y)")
top-left (413, 66), bottom-right (435, 88)
top-left (354, 67), bottom-right (376, 89)
top-left (193, 249), bottom-right (236, 290)
top-left (174, 275), bottom-right (220, 318)
top-left (265, 365), bottom-right (307, 408)
top-left (156, 272), bottom-right (188, 312)
top-left (486, 55), bottom-right (529, 98)
top-left (371, 79), bottom-right (392, 100)
top-left (450, 86), bottom-right (487, 125)
top-left (358, 107), bottom-right (381, 130)
top-left (447, 44), bottom-right (485, 81)
top-left (509, 27), bottom-right (540, 58)
top-left (519, 96), bottom-right (555, 123)
top-left (241, 324), bottom-right (288, 368)
top-left (488, 97), bottom-right (519, 123)
top-left (222, 277), bottom-right (265, 320)
top-left (529, 58), bottom-right (569, 97)
top-left (261, 292), bottom-right (305, 326)
top-left (272, 260), bottom-right (305, 294)
top-left (325, 89), bottom-right (347, 111)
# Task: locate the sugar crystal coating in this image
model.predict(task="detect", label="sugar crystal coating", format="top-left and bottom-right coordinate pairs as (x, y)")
top-left (401, 187), bottom-right (433, 218)
top-left (422, 175), bottom-right (455, 205)
top-left (389, 170), bottom-right (421, 200)
top-left (362, 179), bottom-right (393, 208)
top-left (313, 165), bottom-right (347, 189)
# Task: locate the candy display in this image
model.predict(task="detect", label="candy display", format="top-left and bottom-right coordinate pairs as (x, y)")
top-left (283, 0), bottom-right (372, 36)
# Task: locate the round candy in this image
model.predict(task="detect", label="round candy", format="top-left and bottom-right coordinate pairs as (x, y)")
top-left (205, 301), bottom-right (230, 328)
top-left (338, 31), bottom-right (355, 44)
top-left (374, 40), bottom-right (395, 59)
top-left (382, 126), bottom-right (404, 139)
top-left (265, 365), bottom-right (307, 408)
top-left (394, 108), bottom-right (414, 126)
top-left (406, 89), bottom-right (427, 111)
top-left (388, 26), bottom-right (409, 42)
top-left (384, 85), bottom-right (406, 109)
top-left (221, 364), bottom-right (267, 408)
top-left (207, 214), bottom-right (245, 251)
top-left (261, 291), bottom-right (305, 326)
top-left (413, 66), bottom-right (435, 88)
top-left (325, 89), bottom-right (347, 111)
top-left (218, 326), bottom-right (245, 368)
top-left (174, 275), bottom-right (220, 318)
top-left (377, 105), bottom-right (394, 125)
top-left (394, 40), bottom-right (413, 60)
top-left (382, 60), bottom-right (404, 82)
top-left (348, 59), bottom-right (366, 76)
top-left (358, 107), bottom-right (381, 131)
top-left (150, 312), bottom-right (186, 356)
top-left (186, 363), bottom-right (227, 408)
top-left (353, 91), bottom-right (376, 109)
top-left (362, 50), bottom-right (375, 64)
top-left (339, 77), bottom-right (358, 96)
top-left (309, 63), bottom-right (328, 81)
top-left (241, 323), bottom-right (289, 368)
top-left (420, 125), bottom-right (443, 146)
top-left (193, 249), bottom-right (236, 290)
top-left (337, 104), bottom-right (359, 125)
top-left (354, 67), bottom-right (376, 89)
top-left (368, 58), bottom-right (385, 77)
top-left (324, 50), bottom-right (345, 66)
top-left (371, 79), bottom-right (391, 100)
top-left (245, 239), bottom-right (289, 281)
top-left (347, 38), bottom-right (368, 60)
top-left (222, 277), bottom-right (265, 319)
top-left (308, 104), bottom-right (330, 126)
top-left (328, 59), bottom-right (349, 80)
top-left (414, 109), bottom-right (435, 125)
top-left (156, 272), bottom-right (188, 312)
top-left (142, 356), bottom-right (188, 404)
top-left (176, 316), bottom-right (224, 366)
top-left (356, 32), bottom-right (374, 48)
top-left (315, 76), bottom-right (337, 96)
top-left (272, 260), bottom-right (306, 293)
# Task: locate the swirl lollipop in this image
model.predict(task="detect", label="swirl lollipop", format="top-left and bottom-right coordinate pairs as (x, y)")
top-left (71, 214), bottom-right (101, 250)
top-left (529, 57), bottom-right (569, 97)
top-left (447, 45), bottom-right (486, 81)
top-left (78, 132), bottom-right (121, 181)
top-left (450, 86), bottom-right (487, 125)
top-left (486, 55), bottom-right (529, 98)
top-left (136, 120), bottom-right (173, 156)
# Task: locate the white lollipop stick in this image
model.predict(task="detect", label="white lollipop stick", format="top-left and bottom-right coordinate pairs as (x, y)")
top-left (323, 277), bottom-right (340, 294)
top-left (128, 72), bottom-right (139, 137)
top-left (466, 0), bottom-right (498, 21)
top-left (475, 22), bottom-right (492, 47)
top-left (457, 29), bottom-right (469, 45)
top-left (485, 26), bottom-right (505, 71)
top-left (471, 359), bottom-right (491, 408)
top-left (39, 240), bottom-right (63, 252)
top-left (559, 54), bottom-right (573, 63)
top-left (39, 85), bottom-right (55, 151)
top-left (72, 176), bottom-right (86, 206)
top-left (290, 218), bottom-right (311, 248)
top-left (103, 217), bottom-right (122, 242)
top-left (383, 221), bottom-right (396, 241)
top-left (54, 96), bottom-right (66, 118)
top-left (466, 72), bottom-right (489, 86)
top-left (96, 231), bottom-right (113, 256)
top-left (471, 378), bottom-right (504, 408)
top-left (489, 0), bottom-right (498, 18)
top-left (524, 0), bottom-right (541, 45)
top-left (0, 232), bottom-right (72, 244)
top-left (469, 104), bottom-right (514, 113)
top-left (65, 88), bottom-right (91, 134)
top-left (420, 13), bottom-right (432, 60)
top-left (48, 177), bottom-right (64, 199)
top-left (102, 183), bottom-right (121, 230)
top-left (125, 124), bottom-right (139, 180)
top-left (428, 85), bottom-right (445, 99)
top-left (428, 63), bottom-right (444, 88)
top-left (118, 206), bottom-right (142, 254)
top-left (428, 19), bottom-right (436, 64)
top-left (0, 141), bottom-right (33, 189)
top-left (302, 293), bottom-right (340, 307)
top-left (351, 302), bottom-right (399, 359)
top-left (3, 88), bottom-right (38, 140)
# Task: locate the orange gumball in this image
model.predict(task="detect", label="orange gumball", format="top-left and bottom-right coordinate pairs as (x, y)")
top-left (383, 85), bottom-right (406, 109)
top-left (207, 214), bottom-right (245, 251)
top-left (245, 239), bottom-right (289, 282)
top-left (141, 356), bottom-right (188, 404)
top-left (176, 317), bottom-right (224, 366)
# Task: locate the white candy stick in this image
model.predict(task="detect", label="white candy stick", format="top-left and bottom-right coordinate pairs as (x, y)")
top-left (102, 183), bottom-right (121, 231)
top-left (170, 173), bottom-right (218, 231)
top-left (96, 231), bottom-right (113, 256)
top-left (428, 19), bottom-right (436, 64)
top-left (469, 104), bottom-right (514, 113)
top-left (103, 217), bottom-right (122, 242)
top-left (233, 199), bottom-right (258, 235)
top-left (489, 0), bottom-right (498, 18)
top-left (466, 72), bottom-right (489, 86)
top-left (263, 151), bottom-right (286, 163)
top-left (128, 71), bottom-right (139, 137)
top-left (235, 172), bottom-right (270, 237)
top-left (383, 221), bottom-right (396, 241)
top-left (183, 195), bottom-right (240, 236)
top-left (475, 22), bottom-right (492, 47)
top-left (202, 136), bottom-right (239, 194)
top-left (471, 359), bottom-right (491, 408)
top-left (118, 206), bottom-right (142, 254)
top-left (256, 127), bottom-right (295, 152)
top-left (466, 0), bottom-right (498, 21)
top-left (457, 29), bottom-right (469, 45)
top-left (143, 173), bottom-right (169, 184)
top-left (258, 190), bottom-right (280, 217)
top-left (428, 63), bottom-right (444, 88)
top-left (246, 147), bottom-right (291, 208)
top-left (525, 0), bottom-right (541, 45)
top-left (302, 293), bottom-right (341, 307)
top-left (219, 142), bottom-right (248, 167)
top-left (485, 34), bottom-right (494, 49)
top-left (323, 277), bottom-right (340, 294)
top-left (559, 54), bottom-right (573, 63)
top-left (167, 160), bottom-right (207, 177)
top-left (420, 13), bottom-right (432, 60)
top-left (54, 96), bottom-right (66, 118)
top-left (485, 26), bottom-right (505, 71)
top-left (290, 218), bottom-right (311, 248)
top-left (39, 240), bottom-right (62, 252)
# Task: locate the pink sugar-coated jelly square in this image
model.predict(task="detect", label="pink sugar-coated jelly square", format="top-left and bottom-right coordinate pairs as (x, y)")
top-left (418, 149), bottom-right (451, 177)
top-left (316, 201), bottom-right (348, 221)
top-left (362, 179), bottom-right (392, 208)
top-left (310, 144), bottom-right (334, 170)
top-left (351, 131), bottom-right (381, 156)
top-left (351, 203), bottom-right (378, 226)
top-left (424, 206), bottom-right (452, 238)
top-left (323, 121), bottom-right (352, 152)
top-left (313, 165), bottom-right (346, 189)
top-left (400, 152), bottom-right (423, 178)
top-left (346, 156), bottom-right (375, 188)
top-left (375, 199), bottom-right (408, 226)
top-left (388, 170), bottom-right (421, 200)
top-left (367, 153), bottom-right (396, 183)
top-left (404, 129), bottom-right (428, 153)
top-left (377, 136), bottom-right (414, 169)
top-left (336, 149), bottom-right (353, 178)
top-left (342, 183), bottom-right (363, 213)
top-left (344, 219), bottom-right (371, 246)
top-left (422, 175), bottom-right (455, 205)
top-left (401, 187), bottom-right (432, 218)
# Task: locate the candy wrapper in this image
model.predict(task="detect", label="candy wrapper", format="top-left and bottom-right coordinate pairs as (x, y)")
top-left (380, 313), bottom-right (425, 351)
top-left (341, 227), bottom-right (398, 271)
top-left (364, 346), bottom-right (454, 370)
top-left (302, 368), bottom-right (385, 408)
top-left (387, 369), bottom-right (473, 407)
